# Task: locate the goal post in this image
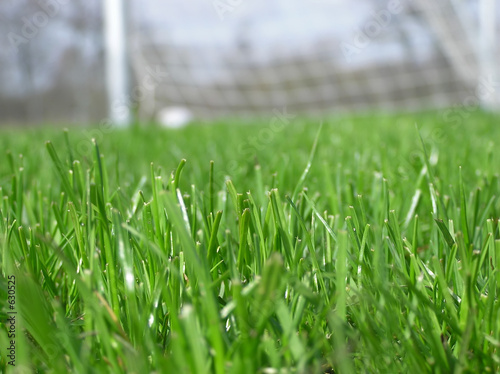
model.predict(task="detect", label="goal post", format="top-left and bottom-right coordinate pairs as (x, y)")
top-left (103, 0), bottom-right (131, 126)
top-left (478, 0), bottom-right (498, 110)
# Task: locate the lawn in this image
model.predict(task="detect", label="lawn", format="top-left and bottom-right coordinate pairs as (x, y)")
top-left (0, 111), bottom-right (499, 373)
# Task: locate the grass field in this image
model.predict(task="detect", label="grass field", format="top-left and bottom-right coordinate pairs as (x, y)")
top-left (0, 111), bottom-right (499, 373)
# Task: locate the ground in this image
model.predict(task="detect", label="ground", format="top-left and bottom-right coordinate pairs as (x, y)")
top-left (0, 111), bottom-right (499, 373)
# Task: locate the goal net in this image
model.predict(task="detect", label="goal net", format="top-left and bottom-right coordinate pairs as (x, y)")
top-left (129, 0), bottom-right (499, 120)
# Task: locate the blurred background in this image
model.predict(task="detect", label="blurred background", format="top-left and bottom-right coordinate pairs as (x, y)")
top-left (0, 0), bottom-right (498, 126)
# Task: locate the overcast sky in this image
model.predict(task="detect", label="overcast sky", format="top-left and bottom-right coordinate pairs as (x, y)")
top-left (132, 0), bottom-right (374, 47)
top-left (0, 0), bottom-right (489, 97)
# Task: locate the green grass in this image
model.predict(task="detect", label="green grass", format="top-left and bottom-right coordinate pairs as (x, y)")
top-left (0, 111), bottom-right (499, 373)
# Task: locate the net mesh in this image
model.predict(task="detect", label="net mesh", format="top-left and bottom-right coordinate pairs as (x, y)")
top-left (129, 0), bottom-right (499, 120)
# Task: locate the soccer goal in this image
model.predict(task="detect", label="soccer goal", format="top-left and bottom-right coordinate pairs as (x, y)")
top-left (126, 0), bottom-right (499, 121)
